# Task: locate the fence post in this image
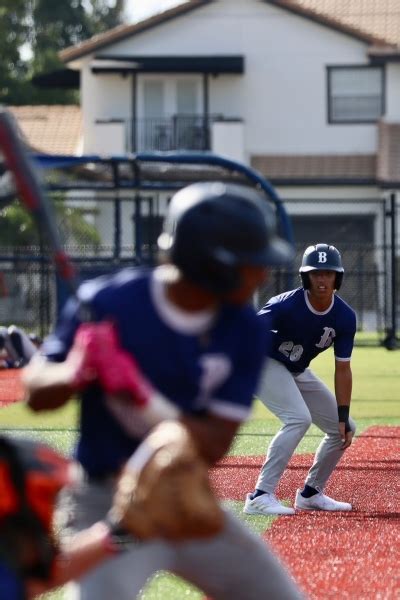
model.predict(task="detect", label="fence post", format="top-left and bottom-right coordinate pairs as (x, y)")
top-left (111, 161), bottom-right (121, 261)
top-left (383, 192), bottom-right (398, 349)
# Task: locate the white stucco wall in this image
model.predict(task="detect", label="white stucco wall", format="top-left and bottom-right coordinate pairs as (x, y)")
top-left (81, 64), bottom-right (132, 153)
top-left (211, 120), bottom-right (245, 163)
top-left (385, 63), bottom-right (400, 121)
top-left (76, 0), bottom-right (381, 159)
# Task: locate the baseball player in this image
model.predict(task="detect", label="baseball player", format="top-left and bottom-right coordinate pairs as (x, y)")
top-left (0, 325), bottom-right (39, 368)
top-left (244, 244), bottom-right (356, 516)
top-left (23, 182), bottom-right (304, 599)
top-left (0, 435), bottom-right (149, 599)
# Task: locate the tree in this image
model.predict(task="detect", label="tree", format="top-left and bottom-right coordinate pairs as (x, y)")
top-left (0, 199), bottom-right (101, 250)
top-left (0, 1), bottom-right (30, 104)
top-left (0, 0), bottom-right (126, 105)
top-left (87, 0), bottom-right (125, 36)
top-left (27, 0), bottom-right (91, 105)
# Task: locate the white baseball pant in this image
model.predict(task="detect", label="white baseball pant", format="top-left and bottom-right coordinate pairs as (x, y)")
top-left (57, 477), bottom-right (305, 600)
top-left (255, 358), bottom-right (356, 494)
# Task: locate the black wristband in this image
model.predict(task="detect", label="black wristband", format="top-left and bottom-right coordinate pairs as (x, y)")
top-left (338, 405), bottom-right (351, 434)
top-left (337, 405), bottom-right (350, 422)
top-left (103, 517), bottom-right (137, 554)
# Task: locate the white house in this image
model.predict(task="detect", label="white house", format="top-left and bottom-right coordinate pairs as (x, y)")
top-left (53, 0), bottom-right (399, 247)
top-left (20, 0), bottom-right (400, 331)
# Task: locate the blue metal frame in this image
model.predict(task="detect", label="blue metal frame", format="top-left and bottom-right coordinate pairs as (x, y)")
top-left (34, 150), bottom-right (294, 244)
top-left (34, 150), bottom-right (294, 294)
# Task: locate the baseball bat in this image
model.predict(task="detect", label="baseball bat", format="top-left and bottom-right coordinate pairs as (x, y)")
top-left (0, 108), bottom-right (78, 293)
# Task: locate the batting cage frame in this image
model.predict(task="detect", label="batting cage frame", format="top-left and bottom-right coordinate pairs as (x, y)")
top-left (0, 150), bottom-right (295, 337)
top-left (0, 147), bottom-right (398, 347)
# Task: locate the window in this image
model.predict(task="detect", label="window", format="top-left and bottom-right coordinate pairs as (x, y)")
top-left (143, 81), bottom-right (165, 118)
top-left (176, 80), bottom-right (198, 115)
top-left (327, 66), bottom-right (384, 123)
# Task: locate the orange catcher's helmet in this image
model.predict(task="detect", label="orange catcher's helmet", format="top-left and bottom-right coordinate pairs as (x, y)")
top-left (0, 436), bottom-right (73, 579)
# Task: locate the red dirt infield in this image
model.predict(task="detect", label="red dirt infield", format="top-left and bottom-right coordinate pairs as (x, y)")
top-left (211, 427), bottom-right (400, 599)
top-left (0, 369), bottom-right (24, 406)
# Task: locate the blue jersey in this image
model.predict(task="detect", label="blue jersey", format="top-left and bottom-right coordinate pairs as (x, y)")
top-left (258, 287), bottom-right (356, 373)
top-left (42, 267), bottom-right (265, 477)
top-left (0, 562), bottom-right (24, 599)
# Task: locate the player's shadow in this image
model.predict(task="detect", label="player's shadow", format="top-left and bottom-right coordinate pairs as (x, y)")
top-left (346, 511), bottom-right (400, 521)
top-left (360, 434), bottom-right (400, 439)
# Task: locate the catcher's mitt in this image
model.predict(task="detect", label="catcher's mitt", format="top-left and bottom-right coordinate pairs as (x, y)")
top-left (108, 421), bottom-right (224, 541)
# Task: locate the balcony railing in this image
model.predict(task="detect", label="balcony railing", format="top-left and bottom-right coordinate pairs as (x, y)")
top-left (129, 115), bottom-right (221, 152)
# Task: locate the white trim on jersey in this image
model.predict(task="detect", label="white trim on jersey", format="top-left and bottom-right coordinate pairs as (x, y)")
top-left (334, 356), bottom-right (351, 362)
top-left (41, 337), bottom-right (65, 355)
top-left (208, 399), bottom-right (251, 422)
top-left (150, 266), bottom-right (217, 335)
top-left (304, 290), bottom-right (335, 315)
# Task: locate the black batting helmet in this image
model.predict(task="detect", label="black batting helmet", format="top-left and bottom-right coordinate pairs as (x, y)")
top-left (299, 243), bottom-right (344, 290)
top-left (158, 182), bottom-right (294, 294)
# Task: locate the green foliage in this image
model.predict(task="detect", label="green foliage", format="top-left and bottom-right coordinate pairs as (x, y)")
top-left (32, 0), bottom-right (91, 53)
top-left (87, 0), bottom-right (125, 36)
top-left (53, 199), bottom-right (101, 248)
top-left (0, 0), bottom-right (30, 103)
top-left (0, 198), bottom-right (101, 249)
top-left (1, 0), bottom-right (125, 105)
top-left (0, 203), bottom-right (36, 246)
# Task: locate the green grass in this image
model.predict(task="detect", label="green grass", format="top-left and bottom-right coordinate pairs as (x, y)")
top-left (0, 401), bottom-right (78, 455)
top-left (232, 345), bottom-right (400, 456)
top-left (2, 345), bottom-right (400, 599)
top-left (354, 330), bottom-right (384, 346)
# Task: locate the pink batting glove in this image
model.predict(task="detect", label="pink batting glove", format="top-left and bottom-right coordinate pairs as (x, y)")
top-left (67, 324), bottom-right (98, 390)
top-left (69, 322), bottom-right (153, 407)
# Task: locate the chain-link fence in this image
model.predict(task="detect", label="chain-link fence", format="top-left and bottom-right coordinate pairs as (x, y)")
top-left (256, 243), bottom-right (389, 339)
top-left (0, 156), bottom-right (398, 346)
top-left (0, 257), bottom-right (53, 338)
top-left (281, 196), bottom-right (399, 346)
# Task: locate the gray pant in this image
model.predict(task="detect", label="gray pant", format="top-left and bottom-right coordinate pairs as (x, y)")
top-left (57, 476), bottom-right (304, 600)
top-left (0, 326), bottom-right (19, 362)
top-left (0, 325), bottom-right (37, 362)
top-left (255, 359), bottom-right (356, 494)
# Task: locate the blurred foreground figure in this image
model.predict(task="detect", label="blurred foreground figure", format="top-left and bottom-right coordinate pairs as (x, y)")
top-left (24, 183), bottom-right (304, 599)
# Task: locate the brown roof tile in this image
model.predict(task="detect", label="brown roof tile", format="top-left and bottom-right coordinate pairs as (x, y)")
top-left (8, 105), bottom-right (82, 155)
top-left (251, 154), bottom-right (377, 181)
top-left (59, 0), bottom-right (400, 64)
top-left (271, 0), bottom-right (400, 48)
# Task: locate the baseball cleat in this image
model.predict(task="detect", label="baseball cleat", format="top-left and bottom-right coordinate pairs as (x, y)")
top-left (243, 492), bottom-right (295, 516)
top-left (294, 489), bottom-right (352, 511)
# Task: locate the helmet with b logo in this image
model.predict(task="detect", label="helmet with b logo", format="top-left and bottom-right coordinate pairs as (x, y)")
top-left (299, 243), bottom-right (344, 290)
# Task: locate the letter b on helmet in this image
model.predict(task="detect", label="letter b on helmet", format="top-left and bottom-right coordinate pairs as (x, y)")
top-left (299, 243), bottom-right (344, 290)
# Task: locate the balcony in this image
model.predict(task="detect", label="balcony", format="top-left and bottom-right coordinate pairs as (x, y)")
top-left (131, 115), bottom-right (217, 152)
top-left (93, 115), bottom-right (245, 162)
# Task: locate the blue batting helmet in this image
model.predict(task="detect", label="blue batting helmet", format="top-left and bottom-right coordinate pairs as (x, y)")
top-left (158, 182), bottom-right (294, 294)
top-left (299, 243), bottom-right (344, 290)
